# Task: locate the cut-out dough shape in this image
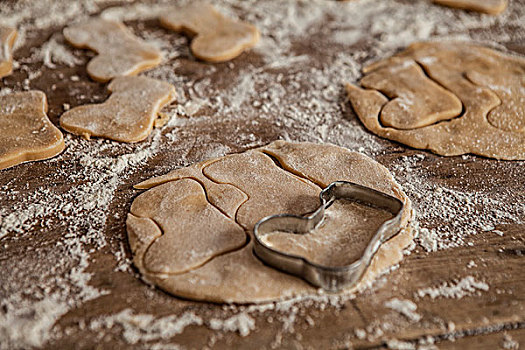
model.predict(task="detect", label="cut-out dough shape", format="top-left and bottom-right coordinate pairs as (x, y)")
top-left (0, 27), bottom-right (17, 79)
top-left (433, 0), bottom-right (507, 15)
top-left (127, 141), bottom-right (414, 303)
top-left (0, 91), bottom-right (65, 170)
top-left (347, 41), bottom-right (525, 160)
top-left (160, 3), bottom-right (259, 62)
top-left (63, 18), bottom-right (162, 82)
top-left (60, 76), bottom-right (176, 143)
top-left (359, 59), bottom-right (462, 130)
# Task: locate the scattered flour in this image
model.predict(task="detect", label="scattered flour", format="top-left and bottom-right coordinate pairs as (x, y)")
top-left (416, 276), bottom-right (489, 299)
top-left (0, 0), bottom-right (523, 348)
top-left (418, 228), bottom-right (438, 252)
top-left (35, 33), bottom-right (84, 69)
top-left (208, 313), bottom-right (256, 337)
top-left (392, 155), bottom-right (525, 250)
top-left (503, 333), bottom-right (520, 350)
top-left (0, 295), bottom-right (68, 350)
top-left (385, 338), bottom-right (416, 350)
top-left (89, 309), bottom-right (203, 345)
top-left (384, 298), bottom-right (422, 322)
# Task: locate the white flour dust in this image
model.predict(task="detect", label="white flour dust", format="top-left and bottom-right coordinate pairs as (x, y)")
top-left (0, 0), bottom-right (524, 348)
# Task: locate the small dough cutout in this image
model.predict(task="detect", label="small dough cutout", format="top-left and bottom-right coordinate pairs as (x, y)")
top-left (0, 91), bottom-right (65, 170)
top-left (63, 18), bottom-right (162, 82)
top-left (346, 41), bottom-right (525, 160)
top-left (60, 76), bottom-right (176, 143)
top-left (127, 141), bottom-right (414, 303)
top-left (160, 2), bottom-right (259, 62)
top-left (433, 0), bottom-right (507, 15)
top-left (0, 27), bottom-right (17, 79)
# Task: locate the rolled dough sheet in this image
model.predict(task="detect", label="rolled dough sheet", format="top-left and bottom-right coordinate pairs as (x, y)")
top-left (127, 141), bottom-right (414, 303)
top-left (346, 41), bottom-right (525, 160)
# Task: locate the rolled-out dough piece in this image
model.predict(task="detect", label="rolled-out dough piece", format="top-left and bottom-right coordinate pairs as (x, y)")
top-left (359, 59), bottom-right (462, 129)
top-left (262, 200), bottom-right (394, 267)
top-left (130, 178), bottom-right (246, 274)
top-left (0, 91), bottom-right (65, 170)
top-left (160, 3), bottom-right (259, 62)
top-left (63, 18), bottom-right (162, 82)
top-left (433, 0), bottom-right (507, 15)
top-left (0, 27), bottom-right (17, 79)
top-left (127, 141), bottom-right (414, 303)
top-left (60, 76), bottom-right (176, 143)
top-left (347, 41), bottom-right (525, 160)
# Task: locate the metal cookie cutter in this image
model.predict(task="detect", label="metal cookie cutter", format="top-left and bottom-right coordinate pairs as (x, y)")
top-left (253, 181), bottom-right (405, 292)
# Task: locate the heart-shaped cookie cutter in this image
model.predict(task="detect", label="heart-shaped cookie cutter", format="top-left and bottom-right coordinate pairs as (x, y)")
top-left (253, 181), bottom-right (405, 292)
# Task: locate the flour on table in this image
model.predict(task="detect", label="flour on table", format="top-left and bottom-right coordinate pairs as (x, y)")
top-left (384, 298), bottom-right (422, 322)
top-left (416, 276), bottom-right (489, 299)
top-left (0, 0), bottom-right (524, 348)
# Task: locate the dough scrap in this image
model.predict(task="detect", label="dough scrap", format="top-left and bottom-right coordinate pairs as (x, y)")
top-left (346, 41), bottom-right (525, 160)
top-left (127, 141), bottom-right (414, 303)
top-left (63, 18), bottom-right (162, 82)
top-left (0, 91), bottom-right (65, 170)
top-left (433, 0), bottom-right (507, 15)
top-left (0, 27), bottom-right (17, 79)
top-left (160, 2), bottom-right (259, 62)
top-left (60, 76), bottom-right (176, 143)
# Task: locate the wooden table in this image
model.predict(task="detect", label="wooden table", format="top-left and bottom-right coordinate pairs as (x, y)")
top-left (1, 0), bottom-right (524, 348)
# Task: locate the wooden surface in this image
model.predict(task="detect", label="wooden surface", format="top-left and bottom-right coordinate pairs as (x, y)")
top-left (0, 0), bottom-right (524, 349)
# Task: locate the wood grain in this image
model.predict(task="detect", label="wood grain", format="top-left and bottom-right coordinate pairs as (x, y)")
top-left (0, 1), bottom-right (524, 349)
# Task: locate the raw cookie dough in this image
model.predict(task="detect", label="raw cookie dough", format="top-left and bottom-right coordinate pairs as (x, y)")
top-left (127, 141), bottom-right (414, 303)
top-left (0, 91), bottom-right (65, 170)
top-left (63, 18), bottom-right (162, 82)
top-left (433, 0), bottom-right (507, 15)
top-left (0, 27), bottom-right (17, 79)
top-left (60, 76), bottom-right (176, 142)
top-left (346, 41), bottom-right (525, 160)
top-left (160, 3), bottom-right (259, 62)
